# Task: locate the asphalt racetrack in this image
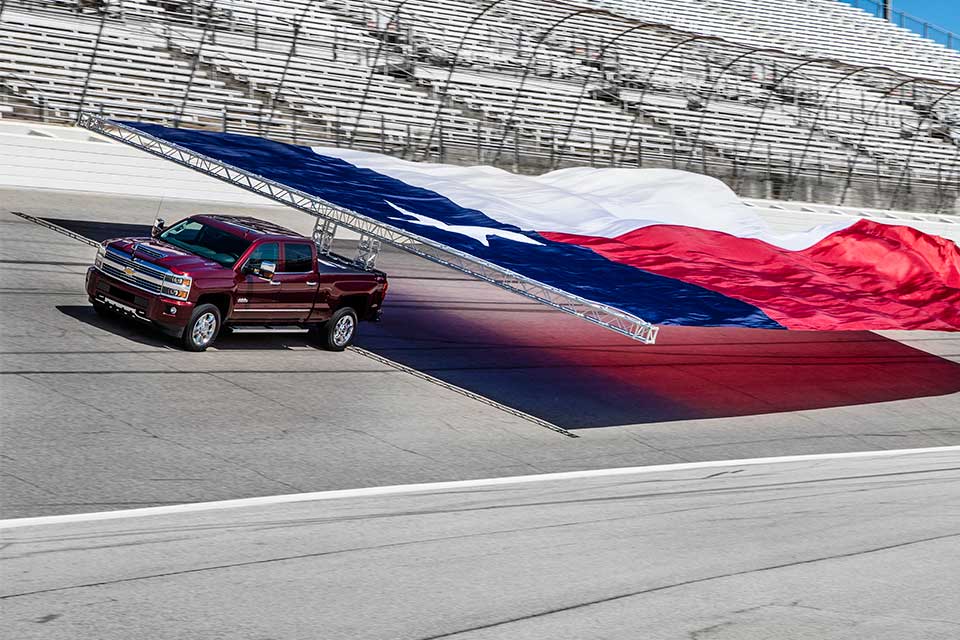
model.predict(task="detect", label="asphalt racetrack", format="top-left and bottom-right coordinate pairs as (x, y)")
top-left (2, 187), bottom-right (960, 639)
top-left (1, 187), bottom-right (959, 519)
top-left (3, 448), bottom-right (959, 639)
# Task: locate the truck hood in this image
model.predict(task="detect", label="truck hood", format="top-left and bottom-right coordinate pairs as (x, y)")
top-left (108, 238), bottom-right (232, 275)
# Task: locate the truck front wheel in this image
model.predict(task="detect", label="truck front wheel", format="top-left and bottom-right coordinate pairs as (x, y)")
top-left (319, 307), bottom-right (358, 351)
top-left (181, 303), bottom-right (221, 352)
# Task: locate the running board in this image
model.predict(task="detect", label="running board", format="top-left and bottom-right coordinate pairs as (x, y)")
top-left (229, 326), bottom-right (311, 334)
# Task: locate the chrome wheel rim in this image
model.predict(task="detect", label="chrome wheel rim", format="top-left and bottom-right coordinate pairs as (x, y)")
top-left (333, 314), bottom-right (355, 347)
top-left (192, 312), bottom-right (217, 346)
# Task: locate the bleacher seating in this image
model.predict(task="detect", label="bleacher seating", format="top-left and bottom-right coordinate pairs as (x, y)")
top-left (1, 0), bottom-right (957, 200)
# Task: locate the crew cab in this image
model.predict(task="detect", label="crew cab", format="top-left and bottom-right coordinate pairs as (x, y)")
top-left (86, 214), bottom-right (388, 351)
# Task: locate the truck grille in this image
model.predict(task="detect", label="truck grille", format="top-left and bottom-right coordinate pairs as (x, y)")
top-left (100, 247), bottom-right (170, 294)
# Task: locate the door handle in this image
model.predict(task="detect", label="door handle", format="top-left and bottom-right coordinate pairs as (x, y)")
top-left (306, 281), bottom-right (318, 286)
top-left (269, 280), bottom-right (282, 286)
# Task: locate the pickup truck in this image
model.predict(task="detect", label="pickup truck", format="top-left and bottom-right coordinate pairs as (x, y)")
top-left (86, 214), bottom-right (388, 351)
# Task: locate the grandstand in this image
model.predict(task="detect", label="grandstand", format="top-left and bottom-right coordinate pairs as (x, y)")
top-left (1, 0), bottom-right (958, 212)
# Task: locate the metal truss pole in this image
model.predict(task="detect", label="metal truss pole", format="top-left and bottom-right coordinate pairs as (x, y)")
top-left (78, 113), bottom-right (659, 344)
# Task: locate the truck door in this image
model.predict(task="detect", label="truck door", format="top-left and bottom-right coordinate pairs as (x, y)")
top-left (275, 241), bottom-right (320, 323)
top-left (236, 242), bottom-right (286, 323)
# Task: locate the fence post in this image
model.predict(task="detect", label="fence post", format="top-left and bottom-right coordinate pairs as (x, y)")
top-left (77, 6), bottom-right (109, 121)
top-left (476, 120), bottom-right (483, 164)
top-left (335, 107), bottom-right (341, 147)
top-left (513, 128), bottom-right (520, 172)
top-left (380, 115), bottom-right (386, 154)
top-left (548, 130), bottom-right (556, 168)
top-left (439, 120), bottom-right (445, 163)
top-left (636, 136), bottom-right (642, 168)
top-left (221, 107), bottom-right (227, 132)
top-left (589, 129), bottom-right (595, 167)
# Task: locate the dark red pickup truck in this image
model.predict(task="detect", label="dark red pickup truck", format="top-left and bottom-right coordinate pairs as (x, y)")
top-left (86, 214), bottom-right (388, 351)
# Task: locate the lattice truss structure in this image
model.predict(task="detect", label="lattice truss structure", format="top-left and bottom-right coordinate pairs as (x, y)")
top-left (78, 113), bottom-right (659, 344)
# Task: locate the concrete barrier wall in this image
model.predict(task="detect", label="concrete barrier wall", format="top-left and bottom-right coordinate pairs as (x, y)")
top-left (0, 121), bottom-right (275, 203)
top-left (2, 120), bottom-right (956, 243)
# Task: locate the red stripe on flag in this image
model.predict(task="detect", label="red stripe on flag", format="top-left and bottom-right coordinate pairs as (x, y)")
top-left (540, 219), bottom-right (960, 331)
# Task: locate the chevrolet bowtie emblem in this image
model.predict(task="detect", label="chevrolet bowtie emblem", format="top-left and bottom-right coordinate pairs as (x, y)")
top-left (124, 266), bottom-right (135, 276)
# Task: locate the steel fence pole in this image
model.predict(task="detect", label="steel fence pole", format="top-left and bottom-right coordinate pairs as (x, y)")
top-left (682, 45), bottom-right (782, 171)
top-left (620, 34), bottom-right (724, 170)
top-left (732, 56), bottom-right (834, 191)
top-left (415, 0), bottom-right (516, 160)
top-left (838, 76), bottom-right (923, 204)
top-left (174, 0), bottom-right (222, 127)
top-left (76, 3), bottom-right (110, 121)
top-left (489, 8), bottom-right (609, 165)
top-left (888, 85), bottom-right (960, 208)
top-left (790, 65), bottom-right (896, 194)
top-left (554, 21), bottom-right (659, 169)
top-left (351, 0), bottom-right (413, 146)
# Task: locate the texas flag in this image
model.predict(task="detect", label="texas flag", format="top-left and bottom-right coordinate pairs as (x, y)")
top-left (125, 123), bottom-right (960, 332)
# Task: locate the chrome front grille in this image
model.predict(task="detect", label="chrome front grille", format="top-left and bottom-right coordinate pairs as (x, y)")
top-left (99, 247), bottom-right (170, 295)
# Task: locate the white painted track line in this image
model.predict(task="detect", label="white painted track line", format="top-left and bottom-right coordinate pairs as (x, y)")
top-left (2, 446), bottom-right (958, 530)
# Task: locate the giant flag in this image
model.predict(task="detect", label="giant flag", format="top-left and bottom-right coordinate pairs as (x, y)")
top-left (123, 123), bottom-right (960, 332)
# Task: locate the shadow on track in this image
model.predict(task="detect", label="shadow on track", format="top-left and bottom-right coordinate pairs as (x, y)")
top-left (358, 256), bottom-right (960, 429)
top-left (51, 216), bottom-right (960, 428)
top-left (56, 305), bottom-right (327, 352)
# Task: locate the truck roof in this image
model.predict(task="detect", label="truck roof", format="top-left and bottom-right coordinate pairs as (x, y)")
top-left (195, 214), bottom-right (305, 241)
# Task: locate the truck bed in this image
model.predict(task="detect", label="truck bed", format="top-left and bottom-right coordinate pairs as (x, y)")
top-left (317, 252), bottom-right (385, 278)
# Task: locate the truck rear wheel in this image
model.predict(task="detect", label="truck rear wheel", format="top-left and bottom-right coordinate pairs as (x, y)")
top-left (319, 307), bottom-right (358, 351)
top-left (181, 303), bottom-right (221, 352)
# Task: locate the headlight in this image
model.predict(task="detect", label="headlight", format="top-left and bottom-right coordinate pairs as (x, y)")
top-left (95, 244), bottom-right (105, 269)
top-left (162, 286), bottom-right (190, 299)
top-left (162, 274), bottom-right (192, 299)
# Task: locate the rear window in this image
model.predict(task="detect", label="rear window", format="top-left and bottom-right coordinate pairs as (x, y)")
top-left (283, 243), bottom-right (314, 272)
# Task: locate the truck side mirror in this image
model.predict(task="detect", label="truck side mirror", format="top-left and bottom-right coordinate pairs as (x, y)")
top-left (259, 261), bottom-right (276, 279)
top-left (151, 217), bottom-right (166, 239)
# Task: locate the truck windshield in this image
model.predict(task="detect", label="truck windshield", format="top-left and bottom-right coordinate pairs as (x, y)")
top-left (159, 219), bottom-right (252, 266)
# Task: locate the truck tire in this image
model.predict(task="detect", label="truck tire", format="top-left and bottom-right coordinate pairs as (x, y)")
top-left (320, 307), bottom-right (358, 351)
top-left (181, 303), bottom-right (221, 352)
